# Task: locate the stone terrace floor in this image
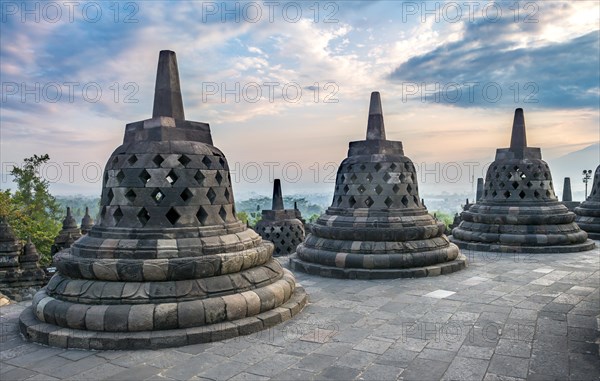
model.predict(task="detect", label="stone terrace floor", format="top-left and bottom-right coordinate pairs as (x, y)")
top-left (1, 247), bottom-right (599, 381)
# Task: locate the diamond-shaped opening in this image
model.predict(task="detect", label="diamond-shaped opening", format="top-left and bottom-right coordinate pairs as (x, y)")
top-left (393, 184), bottom-right (400, 193)
top-left (407, 184), bottom-right (413, 193)
top-left (112, 156), bottom-right (119, 167)
top-left (128, 155), bottom-right (138, 165)
top-left (360, 164), bottom-right (366, 171)
top-left (503, 190), bottom-right (511, 199)
top-left (365, 197), bottom-right (374, 207)
top-left (215, 171), bottom-right (223, 185)
top-left (151, 188), bottom-right (165, 204)
top-left (375, 185), bottom-right (383, 194)
top-left (546, 190), bottom-right (552, 197)
top-left (153, 155), bottom-right (164, 167)
top-left (350, 174), bottom-right (357, 182)
top-left (544, 172), bottom-right (549, 180)
top-left (383, 173), bottom-right (391, 182)
top-left (166, 169), bottom-right (178, 185)
top-left (104, 172), bottom-right (109, 184)
top-left (357, 185), bottom-right (366, 194)
top-left (101, 206), bottom-right (107, 218)
top-left (178, 154), bottom-right (191, 167)
top-left (125, 189), bottom-right (136, 203)
top-left (526, 181), bottom-right (533, 188)
top-left (165, 208), bottom-right (180, 225)
top-left (540, 181), bottom-right (545, 188)
top-left (492, 190), bottom-right (498, 197)
top-left (534, 190), bottom-right (540, 199)
top-left (413, 195), bottom-right (420, 205)
top-left (499, 182), bottom-right (505, 188)
top-left (347, 164), bottom-right (353, 172)
top-left (219, 157), bottom-right (225, 168)
top-left (196, 206), bottom-right (208, 224)
top-left (139, 169), bottom-right (151, 184)
top-left (348, 196), bottom-right (356, 208)
top-left (202, 156), bottom-right (212, 168)
top-left (399, 173), bottom-right (406, 182)
top-left (519, 190), bottom-right (526, 199)
top-left (113, 207), bottom-right (123, 224)
top-left (343, 184), bottom-right (350, 194)
top-left (512, 181), bottom-right (519, 189)
top-left (107, 189), bottom-right (114, 203)
top-left (180, 188), bottom-right (193, 202)
top-left (401, 195), bottom-right (409, 207)
top-left (219, 206), bottom-right (227, 222)
top-left (224, 188), bottom-right (230, 201)
top-left (374, 163), bottom-right (382, 172)
top-left (206, 188), bottom-right (217, 204)
top-left (384, 197), bottom-right (393, 208)
top-left (194, 170), bottom-right (205, 185)
top-left (336, 196), bottom-right (342, 206)
top-left (116, 170), bottom-right (125, 185)
top-left (390, 163), bottom-right (397, 171)
top-left (137, 207), bottom-right (150, 225)
top-left (366, 173), bottom-right (373, 182)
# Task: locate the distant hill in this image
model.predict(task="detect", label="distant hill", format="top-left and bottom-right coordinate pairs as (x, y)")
top-left (547, 143), bottom-right (600, 200)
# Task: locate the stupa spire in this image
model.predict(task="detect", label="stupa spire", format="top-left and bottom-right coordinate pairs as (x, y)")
top-left (509, 108), bottom-right (527, 150)
top-left (366, 91), bottom-right (386, 140)
top-left (272, 179), bottom-right (284, 210)
top-left (152, 50), bottom-right (185, 120)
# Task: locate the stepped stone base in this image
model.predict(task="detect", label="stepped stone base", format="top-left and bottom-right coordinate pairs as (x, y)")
top-left (19, 286), bottom-right (307, 350)
top-left (450, 238), bottom-right (596, 253)
top-left (289, 254), bottom-right (467, 279)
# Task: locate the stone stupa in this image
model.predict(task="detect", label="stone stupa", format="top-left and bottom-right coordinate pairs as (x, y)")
top-left (0, 219), bottom-right (46, 300)
top-left (50, 207), bottom-right (81, 256)
top-left (20, 50), bottom-right (307, 350)
top-left (575, 165), bottom-right (600, 240)
top-left (561, 177), bottom-right (580, 211)
top-left (451, 109), bottom-right (595, 253)
top-left (80, 207), bottom-right (94, 235)
top-left (290, 92), bottom-right (467, 279)
top-left (255, 179), bottom-right (305, 256)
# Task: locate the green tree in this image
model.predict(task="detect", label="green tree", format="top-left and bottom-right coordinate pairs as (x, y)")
top-left (1, 154), bottom-right (62, 265)
top-left (431, 210), bottom-right (453, 231)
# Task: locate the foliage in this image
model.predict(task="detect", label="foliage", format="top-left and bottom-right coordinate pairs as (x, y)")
top-left (431, 210), bottom-right (453, 231)
top-left (1, 154), bottom-right (62, 265)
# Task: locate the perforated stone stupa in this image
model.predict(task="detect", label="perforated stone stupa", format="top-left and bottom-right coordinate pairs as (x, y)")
top-left (19, 50), bottom-right (307, 350)
top-left (575, 165), bottom-right (600, 240)
top-left (255, 179), bottom-right (305, 256)
top-left (451, 109), bottom-right (595, 253)
top-left (290, 92), bottom-right (466, 279)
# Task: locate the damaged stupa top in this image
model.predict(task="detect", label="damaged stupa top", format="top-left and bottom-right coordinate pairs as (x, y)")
top-left (20, 50), bottom-right (307, 350)
top-left (290, 92), bottom-right (466, 279)
top-left (451, 108), bottom-right (595, 253)
top-left (255, 179), bottom-right (305, 257)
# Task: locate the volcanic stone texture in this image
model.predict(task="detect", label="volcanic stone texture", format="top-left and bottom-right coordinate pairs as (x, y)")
top-left (575, 165), bottom-right (600, 240)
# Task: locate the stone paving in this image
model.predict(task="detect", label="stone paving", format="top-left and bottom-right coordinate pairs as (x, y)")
top-left (1, 247), bottom-right (599, 381)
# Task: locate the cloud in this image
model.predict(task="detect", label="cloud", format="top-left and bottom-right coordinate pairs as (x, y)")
top-left (389, 3), bottom-right (600, 109)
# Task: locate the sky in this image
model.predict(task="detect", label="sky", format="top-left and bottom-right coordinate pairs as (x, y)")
top-left (1, 0), bottom-right (599, 200)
